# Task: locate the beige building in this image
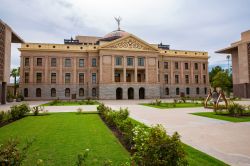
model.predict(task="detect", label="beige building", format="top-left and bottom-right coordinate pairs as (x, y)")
top-left (216, 30), bottom-right (250, 98)
top-left (0, 19), bottom-right (23, 104)
top-left (19, 28), bottom-right (209, 100)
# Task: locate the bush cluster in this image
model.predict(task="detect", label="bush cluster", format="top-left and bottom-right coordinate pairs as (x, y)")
top-left (227, 102), bottom-right (248, 116)
top-left (0, 103), bottom-right (30, 124)
top-left (97, 103), bottom-right (187, 165)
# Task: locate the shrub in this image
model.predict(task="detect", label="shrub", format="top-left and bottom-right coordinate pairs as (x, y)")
top-left (76, 149), bottom-right (89, 166)
top-left (0, 111), bottom-right (4, 123)
top-left (151, 98), bottom-right (161, 106)
top-left (32, 106), bottom-right (45, 116)
top-left (77, 108), bottom-right (83, 114)
top-left (49, 99), bottom-right (62, 106)
top-left (97, 104), bottom-right (187, 165)
top-left (132, 125), bottom-right (187, 166)
top-left (10, 103), bottom-right (30, 120)
top-left (0, 138), bottom-right (35, 166)
top-left (227, 103), bottom-right (246, 116)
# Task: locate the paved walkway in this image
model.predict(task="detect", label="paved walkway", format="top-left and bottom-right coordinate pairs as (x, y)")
top-left (1, 99), bottom-right (250, 166)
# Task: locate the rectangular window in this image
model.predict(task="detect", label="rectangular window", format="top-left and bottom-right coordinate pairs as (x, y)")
top-left (92, 58), bottom-right (97, 67)
top-left (138, 57), bottom-right (145, 66)
top-left (65, 58), bottom-right (71, 67)
top-left (175, 75), bottom-right (179, 84)
top-left (65, 73), bottom-right (71, 84)
top-left (79, 59), bottom-right (84, 67)
top-left (203, 63), bottom-right (206, 70)
top-left (175, 62), bottom-right (179, 69)
top-left (36, 73), bottom-right (42, 83)
top-left (24, 58), bottom-right (29, 66)
top-left (92, 73), bottom-right (97, 84)
top-left (195, 75), bottom-right (199, 84)
top-left (37, 58), bottom-right (42, 66)
top-left (164, 74), bottom-right (168, 84)
top-left (115, 57), bottom-right (122, 66)
top-left (127, 57), bottom-right (133, 66)
top-left (51, 73), bottom-right (56, 84)
top-left (51, 58), bottom-right (57, 67)
top-left (24, 72), bottom-right (29, 83)
top-left (185, 63), bottom-right (189, 70)
top-left (185, 75), bottom-right (189, 84)
top-left (203, 75), bottom-right (206, 84)
top-left (79, 73), bottom-right (84, 84)
top-left (164, 62), bottom-right (168, 69)
top-left (194, 63), bottom-right (198, 70)
top-left (115, 73), bottom-right (121, 82)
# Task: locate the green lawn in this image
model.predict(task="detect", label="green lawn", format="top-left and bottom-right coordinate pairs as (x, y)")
top-left (191, 112), bottom-right (250, 122)
top-left (41, 100), bottom-right (99, 106)
top-left (128, 118), bottom-right (228, 166)
top-left (142, 102), bottom-right (203, 109)
top-left (0, 113), bottom-right (129, 166)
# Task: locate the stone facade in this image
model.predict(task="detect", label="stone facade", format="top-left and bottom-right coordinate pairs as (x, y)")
top-left (216, 30), bottom-right (250, 98)
top-left (19, 30), bottom-right (209, 100)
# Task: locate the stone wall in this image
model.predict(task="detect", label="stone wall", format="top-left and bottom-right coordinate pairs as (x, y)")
top-left (99, 83), bottom-right (160, 99)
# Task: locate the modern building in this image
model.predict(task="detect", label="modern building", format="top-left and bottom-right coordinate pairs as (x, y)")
top-left (0, 19), bottom-right (23, 104)
top-left (19, 25), bottom-right (209, 100)
top-left (216, 30), bottom-right (250, 98)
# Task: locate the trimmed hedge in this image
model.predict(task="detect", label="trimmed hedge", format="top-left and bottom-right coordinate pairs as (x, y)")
top-left (97, 103), bottom-right (188, 166)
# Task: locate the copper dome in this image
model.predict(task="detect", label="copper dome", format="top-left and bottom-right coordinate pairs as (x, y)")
top-left (101, 30), bottom-right (130, 41)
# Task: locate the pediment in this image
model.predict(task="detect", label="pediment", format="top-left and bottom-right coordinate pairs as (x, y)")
top-left (100, 35), bottom-right (159, 52)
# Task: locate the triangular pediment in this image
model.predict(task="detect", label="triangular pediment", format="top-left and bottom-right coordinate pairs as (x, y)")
top-left (100, 34), bottom-right (159, 52)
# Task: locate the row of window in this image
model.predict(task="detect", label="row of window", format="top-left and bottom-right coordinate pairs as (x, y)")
top-left (23, 88), bottom-right (97, 97)
top-left (115, 57), bottom-right (145, 66)
top-left (163, 74), bottom-right (207, 84)
top-left (163, 62), bottom-right (206, 70)
top-left (24, 57), bottom-right (97, 67)
top-left (24, 72), bottom-right (97, 84)
top-left (165, 87), bottom-right (207, 95)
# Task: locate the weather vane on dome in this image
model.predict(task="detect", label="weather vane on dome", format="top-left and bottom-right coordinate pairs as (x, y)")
top-left (114, 16), bottom-right (122, 30)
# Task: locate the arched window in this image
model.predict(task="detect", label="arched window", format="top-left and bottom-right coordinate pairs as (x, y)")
top-left (204, 87), bottom-right (207, 94)
top-left (176, 88), bottom-right (180, 95)
top-left (24, 88), bottom-right (28, 97)
top-left (165, 88), bottom-right (169, 95)
top-left (36, 88), bottom-right (41, 97)
top-left (186, 87), bottom-right (190, 95)
top-left (92, 88), bottom-right (96, 97)
top-left (51, 88), bottom-right (56, 97)
top-left (65, 88), bottom-right (70, 97)
top-left (79, 88), bottom-right (84, 97)
top-left (196, 87), bottom-right (200, 94)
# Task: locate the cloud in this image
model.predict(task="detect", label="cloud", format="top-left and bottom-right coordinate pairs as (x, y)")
top-left (0, 0), bottom-right (250, 83)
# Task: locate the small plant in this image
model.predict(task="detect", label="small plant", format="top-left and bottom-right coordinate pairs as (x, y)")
top-left (76, 149), bottom-right (89, 166)
top-left (32, 106), bottom-right (45, 116)
top-left (0, 137), bottom-right (35, 166)
top-left (10, 103), bottom-right (30, 120)
top-left (227, 102), bottom-right (246, 116)
top-left (0, 111), bottom-right (4, 123)
top-left (152, 98), bottom-right (161, 106)
top-left (103, 159), bottom-right (113, 166)
top-left (77, 108), bottom-right (83, 114)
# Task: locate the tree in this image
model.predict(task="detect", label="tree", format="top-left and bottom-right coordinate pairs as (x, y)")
top-left (209, 66), bottom-right (223, 84)
top-left (10, 67), bottom-right (20, 97)
top-left (211, 71), bottom-right (231, 91)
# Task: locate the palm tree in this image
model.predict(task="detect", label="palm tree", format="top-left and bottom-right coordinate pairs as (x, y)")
top-left (10, 67), bottom-right (20, 97)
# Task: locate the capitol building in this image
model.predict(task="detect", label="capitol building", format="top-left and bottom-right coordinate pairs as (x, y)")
top-left (19, 21), bottom-right (209, 100)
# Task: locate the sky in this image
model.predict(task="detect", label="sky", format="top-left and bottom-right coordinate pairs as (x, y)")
top-left (1, 0), bottom-right (250, 72)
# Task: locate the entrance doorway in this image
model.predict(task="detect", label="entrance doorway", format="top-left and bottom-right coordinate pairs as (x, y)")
top-left (127, 87), bottom-right (134, 99)
top-left (139, 87), bottom-right (145, 99)
top-left (116, 87), bottom-right (123, 99)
